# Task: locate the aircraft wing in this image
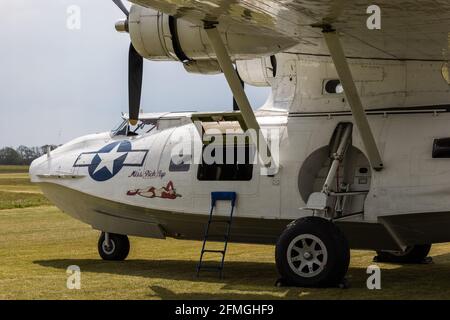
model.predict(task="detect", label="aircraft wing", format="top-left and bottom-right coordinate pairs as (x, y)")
top-left (130, 0), bottom-right (450, 61)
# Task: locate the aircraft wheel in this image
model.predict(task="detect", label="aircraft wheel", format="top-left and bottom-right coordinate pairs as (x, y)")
top-left (98, 232), bottom-right (130, 261)
top-left (275, 217), bottom-right (350, 287)
top-left (375, 244), bottom-right (431, 264)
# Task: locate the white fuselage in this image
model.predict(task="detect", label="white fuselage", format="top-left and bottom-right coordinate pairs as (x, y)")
top-left (30, 54), bottom-right (450, 250)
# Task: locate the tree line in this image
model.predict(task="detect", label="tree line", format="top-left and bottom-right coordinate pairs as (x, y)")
top-left (0, 145), bottom-right (59, 165)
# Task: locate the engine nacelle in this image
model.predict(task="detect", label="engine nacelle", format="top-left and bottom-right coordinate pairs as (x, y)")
top-left (183, 60), bottom-right (222, 75)
top-left (236, 56), bottom-right (277, 87)
top-left (128, 5), bottom-right (295, 74)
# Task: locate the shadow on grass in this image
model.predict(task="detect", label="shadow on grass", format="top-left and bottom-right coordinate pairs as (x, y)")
top-left (34, 252), bottom-right (450, 299)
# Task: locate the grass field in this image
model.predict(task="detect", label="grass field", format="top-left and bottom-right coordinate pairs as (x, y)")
top-left (2, 165), bottom-right (450, 299)
top-left (0, 165), bottom-right (30, 174)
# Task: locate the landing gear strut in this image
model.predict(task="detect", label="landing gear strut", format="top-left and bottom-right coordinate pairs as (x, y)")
top-left (98, 232), bottom-right (130, 261)
top-left (275, 217), bottom-right (350, 287)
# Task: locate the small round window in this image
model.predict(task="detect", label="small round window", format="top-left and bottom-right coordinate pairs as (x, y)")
top-left (324, 79), bottom-right (344, 94)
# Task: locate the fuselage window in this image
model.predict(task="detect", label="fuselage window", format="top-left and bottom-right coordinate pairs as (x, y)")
top-left (432, 138), bottom-right (450, 158)
top-left (324, 79), bottom-right (344, 94)
top-left (197, 145), bottom-right (254, 181)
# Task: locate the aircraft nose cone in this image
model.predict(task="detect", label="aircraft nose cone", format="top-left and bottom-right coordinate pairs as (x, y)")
top-left (29, 155), bottom-right (48, 182)
top-left (29, 158), bottom-right (40, 182)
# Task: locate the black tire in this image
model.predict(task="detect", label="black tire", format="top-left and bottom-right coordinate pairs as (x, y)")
top-left (98, 232), bottom-right (130, 261)
top-left (375, 244), bottom-right (431, 264)
top-left (275, 216), bottom-right (350, 287)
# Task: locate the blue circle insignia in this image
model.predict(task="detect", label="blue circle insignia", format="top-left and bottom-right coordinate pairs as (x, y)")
top-left (87, 140), bottom-right (133, 182)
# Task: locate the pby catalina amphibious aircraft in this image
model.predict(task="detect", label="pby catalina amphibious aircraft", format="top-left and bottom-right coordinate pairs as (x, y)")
top-left (30, 0), bottom-right (450, 287)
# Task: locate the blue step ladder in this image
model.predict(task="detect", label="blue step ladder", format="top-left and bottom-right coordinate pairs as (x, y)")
top-left (196, 192), bottom-right (237, 278)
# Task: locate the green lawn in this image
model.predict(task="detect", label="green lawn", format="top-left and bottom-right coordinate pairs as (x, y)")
top-left (0, 174), bottom-right (34, 186)
top-left (0, 167), bottom-right (47, 209)
top-left (1, 165), bottom-right (450, 299)
top-left (0, 165), bottom-right (30, 174)
top-left (0, 172), bottom-right (42, 194)
top-left (0, 191), bottom-right (51, 210)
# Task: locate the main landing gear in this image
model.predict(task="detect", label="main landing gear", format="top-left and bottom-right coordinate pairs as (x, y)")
top-left (98, 232), bottom-right (130, 261)
top-left (275, 217), bottom-right (350, 287)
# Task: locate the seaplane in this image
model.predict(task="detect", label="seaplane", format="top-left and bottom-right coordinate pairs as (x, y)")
top-left (30, 0), bottom-right (450, 287)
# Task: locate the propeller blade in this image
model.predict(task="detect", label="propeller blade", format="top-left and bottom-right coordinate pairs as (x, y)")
top-left (128, 43), bottom-right (143, 125)
top-left (112, 0), bottom-right (129, 17)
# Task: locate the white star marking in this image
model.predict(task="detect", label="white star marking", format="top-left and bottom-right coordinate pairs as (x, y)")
top-left (92, 143), bottom-right (128, 175)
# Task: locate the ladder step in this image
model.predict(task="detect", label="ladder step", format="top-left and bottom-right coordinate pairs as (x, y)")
top-left (202, 249), bottom-right (225, 254)
top-left (197, 191), bottom-right (237, 278)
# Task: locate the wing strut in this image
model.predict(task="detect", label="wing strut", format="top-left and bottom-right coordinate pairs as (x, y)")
top-left (322, 25), bottom-right (384, 171)
top-left (204, 22), bottom-right (272, 168)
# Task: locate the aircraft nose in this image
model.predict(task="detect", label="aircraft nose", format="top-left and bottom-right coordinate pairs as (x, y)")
top-left (29, 154), bottom-right (49, 182)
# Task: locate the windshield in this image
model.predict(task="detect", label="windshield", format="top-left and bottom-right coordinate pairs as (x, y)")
top-left (111, 119), bottom-right (128, 136)
top-left (111, 118), bottom-right (157, 137)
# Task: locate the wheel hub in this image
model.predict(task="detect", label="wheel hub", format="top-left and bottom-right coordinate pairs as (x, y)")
top-left (102, 239), bottom-right (115, 255)
top-left (303, 251), bottom-right (313, 260)
top-left (287, 234), bottom-right (328, 278)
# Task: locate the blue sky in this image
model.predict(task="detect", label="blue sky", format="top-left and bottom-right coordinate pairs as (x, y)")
top-left (0, 0), bottom-right (270, 147)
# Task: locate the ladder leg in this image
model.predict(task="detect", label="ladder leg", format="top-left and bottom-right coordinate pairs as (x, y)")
top-left (219, 204), bottom-right (235, 279)
top-left (196, 205), bottom-right (215, 277)
top-left (197, 192), bottom-right (237, 278)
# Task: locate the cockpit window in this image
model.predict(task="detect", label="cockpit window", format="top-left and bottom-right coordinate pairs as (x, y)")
top-left (111, 120), bottom-right (128, 136)
top-left (112, 119), bottom-right (157, 137)
top-left (129, 119), bottom-right (157, 136)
